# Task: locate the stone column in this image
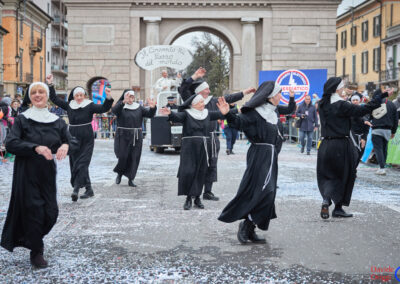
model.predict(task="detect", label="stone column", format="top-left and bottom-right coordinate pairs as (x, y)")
top-left (144, 17), bottom-right (161, 98)
top-left (240, 17), bottom-right (259, 90)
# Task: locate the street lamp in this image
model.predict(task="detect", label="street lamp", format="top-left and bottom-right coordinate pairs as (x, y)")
top-left (15, 55), bottom-right (20, 64)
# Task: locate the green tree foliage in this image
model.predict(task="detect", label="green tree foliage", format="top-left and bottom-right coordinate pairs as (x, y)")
top-left (185, 33), bottom-right (230, 97)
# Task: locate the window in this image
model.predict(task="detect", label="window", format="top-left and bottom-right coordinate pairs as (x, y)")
top-left (336, 34), bottom-right (338, 51)
top-left (40, 57), bottom-right (43, 82)
top-left (390, 4), bottom-right (393, 27)
top-left (19, 49), bottom-right (23, 81)
top-left (31, 23), bottom-right (34, 45)
top-left (341, 30), bottom-right (347, 49)
top-left (47, 3), bottom-right (50, 14)
top-left (373, 15), bottom-right (381, 37)
top-left (351, 26), bottom-right (357, 46)
top-left (362, 21), bottom-right (368, 42)
top-left (352, 55), bottom-right (356, 83)
top-left (362, 51), bottom-right (369, 74)
top-left (47, 51), bottom-right (50, 62)
top-left (373, 47), bottom-right (381, 72)
top-left (19, 17), bottom-right (23, 39)
top-left (342, 57), bottom-right (346, 77)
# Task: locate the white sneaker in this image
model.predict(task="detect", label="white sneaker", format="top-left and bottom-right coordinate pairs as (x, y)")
top-left (376, 168), bottom-right (386, 175)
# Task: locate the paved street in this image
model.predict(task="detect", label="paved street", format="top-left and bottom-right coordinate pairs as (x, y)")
top-left (0, 137), bottom-right (399, 283)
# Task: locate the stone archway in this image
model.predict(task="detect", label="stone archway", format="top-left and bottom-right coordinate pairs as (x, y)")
top-left (162, 20), bottom-right (241, 91)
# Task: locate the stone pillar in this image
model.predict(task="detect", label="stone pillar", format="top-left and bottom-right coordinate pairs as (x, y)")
top-left (261, 17), bottom-right (273, 71)
top-left (144, 17), bottom-right (161, 98)
top-left (240, 17), bottom-right (259, 90)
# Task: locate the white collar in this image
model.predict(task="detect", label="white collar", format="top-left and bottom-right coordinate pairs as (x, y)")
top-left (255, 103), bottom-right (278, 124)
top-left (185, 108), bottom-right (209, 120)
top-left (330, 93), bottom-right (345, 104)
top-left (123, 102), bottom-right (140, 110)
top-left (22, 106), bottom-right (59, 123)
top-left (204, 96), bottom-right (213, 105)
top-left (69, 99), bottom-right (92, 109)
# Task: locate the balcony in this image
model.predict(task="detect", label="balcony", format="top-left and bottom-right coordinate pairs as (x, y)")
top-left (30, 38), bottom-right (42, 54)
top-left (51, 64), bottom-right (68, 76)
top-left (380, 68), bottom-right (399, 83)
top-left (52, 15), bottom-right (68, 30)
top-left (340, 74), bottom-right (358, 89)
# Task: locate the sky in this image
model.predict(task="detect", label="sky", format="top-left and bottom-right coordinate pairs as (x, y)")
top-left (337, 0), bottom-right (366, 16)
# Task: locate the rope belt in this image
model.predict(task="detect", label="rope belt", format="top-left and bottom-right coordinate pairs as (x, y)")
top-left (117, 127), bottom-right (142, 146)
top-left (182, 136), bottom-right (210, 167)
top-left (252, 143), bottom-right (275, 191)
top-left (209, 131), bottom-right (218, 158)
top-left (350, 132), bottom-right (362, 152)
top-left (69, 122), bottom-right (92, 127)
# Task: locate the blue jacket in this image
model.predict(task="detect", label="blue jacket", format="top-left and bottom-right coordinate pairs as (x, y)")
top-left (296, 102), bottom-right (318, 132)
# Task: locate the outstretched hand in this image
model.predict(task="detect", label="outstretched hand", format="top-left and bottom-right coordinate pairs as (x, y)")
top-left (288, 87), bottom-right (295, 98)
top-left (192, 67), bottom-right (206, 80)
top-left (243, 87), bottom-right (256, 96)
top-left (217, 97), bottom-right (230, 115)
top-left (147, 98), bottom-right (156, 108)
top-left (159, 107), bottom-right (171, 116)
top-left (105, 87), bottom-right (112, 99)
top-left (46, 74), bottom-right (53, 85)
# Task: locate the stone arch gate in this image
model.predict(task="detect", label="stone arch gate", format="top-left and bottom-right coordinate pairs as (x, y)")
top-left (65, 0), bottom-right (340, 99)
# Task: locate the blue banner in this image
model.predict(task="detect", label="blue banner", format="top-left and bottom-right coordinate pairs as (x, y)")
top-left (259, 69), bottom-right (328, 105)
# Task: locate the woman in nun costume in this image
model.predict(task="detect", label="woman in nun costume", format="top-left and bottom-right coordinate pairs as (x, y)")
top-left (1, 82), bottom-right (71, 268)
top-left (160, 94), bottom-right (224, 210)
top-left (317, 77), bottom-right (383, 219)
top-left (179, 67), bottom-right (255, 201)
top-left (350, 92), bottom-right (370, 166)
top-left (46, 74), bottom-right (114, 201)
top-left (217, 81), bottom-right (282, 244)
top-left (112, 89), bottom-right (156, 187)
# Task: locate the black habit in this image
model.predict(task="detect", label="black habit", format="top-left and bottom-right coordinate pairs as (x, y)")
top-left (317, 78), bottom-right (381, 206)
top-left (1, 116), bottom-right (70, 252)
top-left (168, 108), bottom-right (224, 197)
top-left (179, 77), bottom-right (244, 184)
top-left (49, 86), bottom-right (114, 189)
top-left (112, 96), bottom-right (156, 181)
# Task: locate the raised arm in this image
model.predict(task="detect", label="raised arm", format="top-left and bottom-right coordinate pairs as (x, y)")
top-left (278, 96), bottom-right (296, 115)
top-left (5, 117), bottom-right (40, 157)
top-left (168, 111), bottom-right (187, 123)
top-left (111, 101), bottom-right (124, 116)
top-left (178, 77), bottom-right (195, 101)
top-left (209, 110), bottom-right (225, 121)
top-left (216, 96), bottom-right (253, 131)
top-left (48, 84), bottom-right (69, 110)
top-left (224, 92), bottom-right (244, 104)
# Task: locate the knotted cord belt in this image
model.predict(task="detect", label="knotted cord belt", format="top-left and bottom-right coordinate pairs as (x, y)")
top-left (252, 143), bottom-right (275, 191)
top-left (182, 136), bottom-right (210, 167)
top-left (117, 127), bottom-right (142, 146)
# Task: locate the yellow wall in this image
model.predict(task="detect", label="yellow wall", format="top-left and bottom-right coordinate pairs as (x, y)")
top-left (336, 0), bottom-right (400, 91)
top-left (3, 13), bottom-right (47, 85)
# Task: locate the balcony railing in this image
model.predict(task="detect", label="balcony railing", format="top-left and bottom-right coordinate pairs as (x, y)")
top-left (380, 68), bottom-right (399, 82)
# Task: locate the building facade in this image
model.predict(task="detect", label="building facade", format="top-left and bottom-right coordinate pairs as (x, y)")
top-left (0, 0), bottom-right (10, 96)
top-left (2, 0), bottom-right (51, 97)
top-left (336, 0), bottom-right (400, 92)
top-left (64, 0), bottom-right (340, 100)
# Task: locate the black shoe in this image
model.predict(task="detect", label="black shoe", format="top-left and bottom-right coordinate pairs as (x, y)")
top-left (184, 197), bottom-right (192, 210)
top-left (128, 180), bottom-right (137, 187)
top-left (230, 150), bottom-right (235, 155)
top-left (307, 152), bottom-right (310, 155)
top-left (248, 224), bottom-right (266, 244)
top-left (194, 196), bottom-right (205, 209)
top-left (30, 249), bottom-right (48, 269)
top-left (115, 174), bottom-right (122, 185)
top-left (203, 192), bottom-right (219, 201)
top-left (301, 147), bottom-right (304, 153)
top-left (80, 186), bottom-right (94, 199)
top-left (332, 207), bottom-right (353, 218)
top-left (71, 187), bottom-right (79, 202)
top-left (320, 203), bottom-right (329, 219)
top-left (237, 219), bottom-right (252, 244)
top-left (226, 149), bottom-right (230, 155)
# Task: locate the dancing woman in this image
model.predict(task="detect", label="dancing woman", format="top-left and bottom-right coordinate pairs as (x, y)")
top-left (160, 94), bottom-right (224, 210)
top-left (217, 81), bottom-right (282, 244)
top-left (47, 74), bottom-right (114, 201)
top-left (1, 82), bottom-right (71, 268)
top-left (112, 89), bottom-right (156, 187)
top-left (317, 77), bottom-right (383, 219)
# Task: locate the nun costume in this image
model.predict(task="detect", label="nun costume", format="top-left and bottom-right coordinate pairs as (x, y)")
top-left (48, 85), bottom-right (114, 201)
top-left (162, 94), bottom-right (224, 210)
top-left (1, 82), bottom-right (71, 268)
top-left (179, 77), bottom-right (244, 201)
top-left (112, 90), bottom-right (156, 187)
top-left (217, 81), bottom-right (281, 244)
top-left (317, 77), bottom-right (382, 219)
